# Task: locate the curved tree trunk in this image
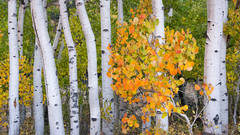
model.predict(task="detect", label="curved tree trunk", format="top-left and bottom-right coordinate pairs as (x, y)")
top-left (31, 0), bottom-right (65, 134)
top-left (152, 0), bottom-right (168, 132)
top-left (8, 0), bottom-right (20, 134)
top-left (100, 0), bottom-right (114, 134)
top-left (203, 0), bottom-right (223, 134)
top-left (220, 0), bottom-right (228, 134)
top-left (33, 40), bottom-right (44, 135)
top-left (75, 0), bottom-right (101, 135)
top-left (59, 0), bottom-right (79, 134)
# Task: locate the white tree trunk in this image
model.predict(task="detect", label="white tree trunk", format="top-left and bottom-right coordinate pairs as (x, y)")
top-left (152, 0), bottom-right (168, 132)
top-left (18, 0), bottom-right (29, 125)
top-left (220, 0), bottom-right (228, 134)
top-left (203, 0), bottom-right (223, 134)
top-left (33, 39), bottom-right (44, 135)
top-left (17, 0), bottom-right (28, 56)
top-left (117, 0), bottom-right (123, 24)
top-left (100, 0), bottom-right (114, 134)
top-left (53, 18), bottom-right (62, 52)
top-left (8, 0), bottom-right (20, 134)
top-left (31, 0), bottom-right (65, 134)
top-left (75, 1), bottom-right (101, 135)
top-left (142, 117), bottom-right (151, 132)
top-left (59, 0), bottom-right (79, 134)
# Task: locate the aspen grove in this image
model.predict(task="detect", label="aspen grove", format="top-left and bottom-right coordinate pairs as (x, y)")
top-left (1, 0), bottom-right (240, 134)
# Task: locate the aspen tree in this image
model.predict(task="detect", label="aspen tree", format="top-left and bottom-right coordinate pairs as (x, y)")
top-left (59, 0), bottom-right (79, 133)
top-left (204, 0), bottom-right (224, 134)
top-left (17, 0), bottom-right (28, 56)
top-left (31, 0), bottom-right (65, 133)
top-left (152, 0), bottom-right (168, 132)
top-left (53, 19), bottom-right (62, 51)
top-left (101, 0), bottom-right (114, 134)
top-left (76, 0), bottom-right (101, 134)
top-left (117, 0), bottom-right (123, 24)
top-left (33, 40), bottom-right (44, 135)
top-left (8, 0), bottom-right (20, 133)
top-left (220, 0), bottom-right (228, 134)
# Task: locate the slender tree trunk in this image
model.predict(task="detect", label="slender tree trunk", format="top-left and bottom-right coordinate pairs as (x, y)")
top-left (53, 18), bottom-right (62, 52)
top-left (57, 40), bottom-right (65, 60)
top-left (31, 0), bottom-right (47, 133)
top-left (75, 1), bottom-right (101, 135)
top-left (142, 116), bottom-right (151, 132)
top-left (31, 0), bottom-right (65, 134)
top-left (33, 39), bottom-right (44, 135)
top-left (17, 0), bottom-right (28, 56)
top-left (8, 0), bottom-right (20, 134)
top-left (117, 0), bottom-right (123, 24)
top-left (100, 0), bottom-right (114, 134)
top-left (203, 0), bottom-right (223, 134)
top-left (59, 0), bottom-right (79, 134)
top-left (233, 78), bottom-right (240, 125)
top-left (115, 0), bottom-right (125, 131)
top-left (220, 0), bottom-right (228, 134)
top-left (152, 0), bottom-right (168, 132)
top-left (17, 0), bottom-right (28, 125)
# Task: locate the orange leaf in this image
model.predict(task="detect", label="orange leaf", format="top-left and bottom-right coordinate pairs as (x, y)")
top-left (129, 25), bottom-right (135, 34)
top-left (199, 90), bottom-right (204, 96)
top-left (134, 122), bottom-right (139, 128)
top-left (107, 72), bottom-right (111, 77)
top-left (194, 84), bottom-right (201, 91)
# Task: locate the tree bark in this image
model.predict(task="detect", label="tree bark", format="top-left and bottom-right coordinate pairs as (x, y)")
top-left (59, 0), bottom-right (79, 134)
top-left (18, 0), bottom-right (29, 125)
top-left (53, 18), bottom-right (62, 52)
top-left (233, 78), bottom-right (240, 125)
top-left (117, 0), bottom-right (123, 24)
top-left (8, 0), bottom-right (20, 133)
top-left (33, 39), bottom-right (44, 135)
top-left (100, 0), bottom-right (114, 134)
top-left (31, 0), bottom-right (65, 133)
top-left (152, 0), bottom-right (168, 132)
top-left (75, 0), bottom-right (101, 135)
top-left (17, 0), bottom-right (28, 56)
top-left (116, 0), bottom-right (125, 129)
top-left (203, 0), bottom-right (224, 134)
top-left (57, 40), bottom-right (65, 60)
top-left (220, 0), bottom-right (228, 134)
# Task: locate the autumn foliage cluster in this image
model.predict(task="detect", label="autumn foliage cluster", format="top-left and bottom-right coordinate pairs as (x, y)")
top-left (106, 1), bottom-right (211, 133)
top-left (0, 56), bottom-right (33, 127)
